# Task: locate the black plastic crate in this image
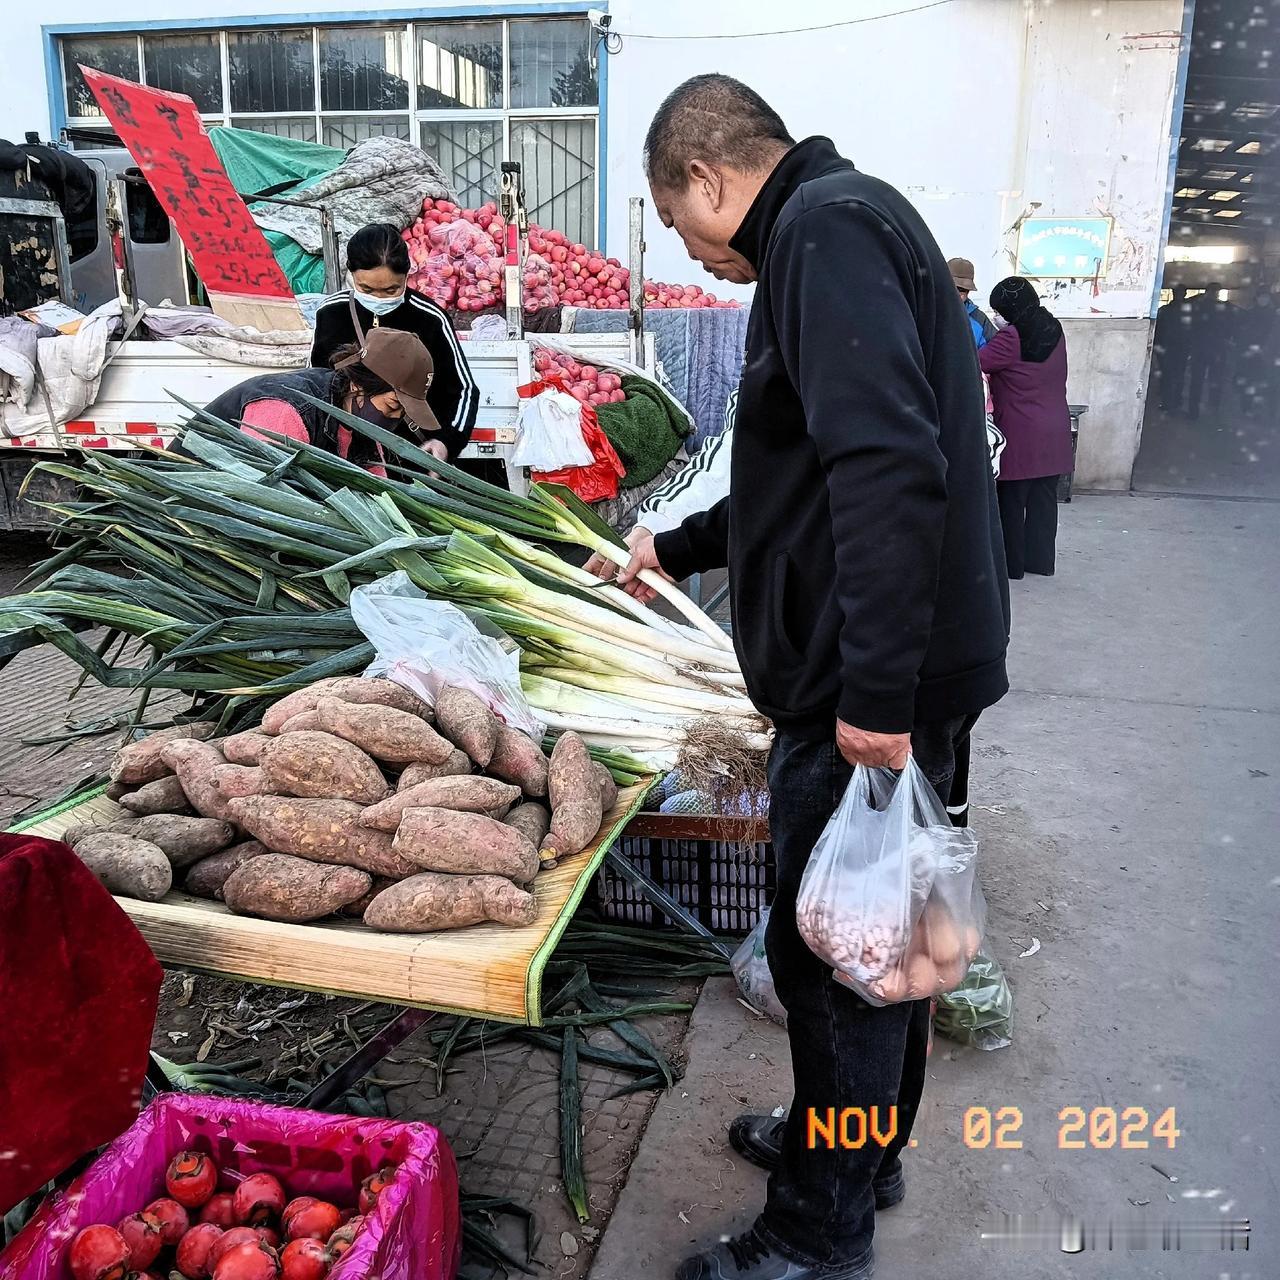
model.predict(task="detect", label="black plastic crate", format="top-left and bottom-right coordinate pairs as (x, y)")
top-left (594, 813), bottom-right (774, 936)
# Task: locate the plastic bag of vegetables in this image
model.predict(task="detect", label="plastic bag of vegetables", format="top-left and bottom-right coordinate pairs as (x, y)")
top-left (731, 908), bottom-right (787, 1026)
top-left (934, 949), bottom-right (1013, 1050)
top-left (351, 573), bottom-right (545, 739)
top-left (796, 760), bottom-right (986, 1007)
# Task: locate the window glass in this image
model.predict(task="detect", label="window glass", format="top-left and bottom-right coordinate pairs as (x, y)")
top-left (230, 116), bottom-right (319, 143)
top-left (322, 115), bottom-right (410, 149)
top-left (143, 33), bottom-right (222, 113)
top-left (320, 27), bottom-right (410, 112)
top-left (64, 36), bottom-right (140, 118)
top-left (124, 172), bottom-right (171, 245)
top-left (417, 21), bottom-right (502, 110)
top-left (511, 117), bottom-right (596, 246)
top-left (421, 119), bottom-right (501, 208)
top-left (229, 29), bottom-right (316, 114)
top-left (510, 19), bottom-right (596, 109)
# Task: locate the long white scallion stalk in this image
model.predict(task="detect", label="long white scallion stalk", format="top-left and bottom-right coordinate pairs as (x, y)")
top-left (578, 538), bottom-right (734, 653)
top-left (535, 666), bottom-right (757, 717)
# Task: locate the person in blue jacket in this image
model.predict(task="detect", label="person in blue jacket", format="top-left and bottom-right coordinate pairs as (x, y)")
top-left (949, 256), bottom-right (997, 347)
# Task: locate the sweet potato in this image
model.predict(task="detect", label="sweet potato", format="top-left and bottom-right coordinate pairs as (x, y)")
top-left (280, 709), bottom-right (322, 733)
top-left (122, 815), bottom-right (236, 866)
top-left (64, 816), bottom-right (231, 866)
top-left (503, 802), bottom-right (551, 850)
top-left (548, 732), bottom-right (594, 808)
top-left (540, 799), bottom-right (603, 865)
top-left (539, 733), bottom-right (602, 865)
top-left (486, 726), bottom-right (549, 797)
top-left (364, 872), bottom-right (537, 932)
top-left (160, 739), bottom-right (235, 821)
top-left (314, 698), bottom-right (451, 765)
top-left (118, 775), bottom-right (190, 816)
top-left (397, 750), bottom-right (472, 790)
top-left (227, 796), bottom-right (418, 878)
top-left (393, 807), bottom-right (539, 882)
top-left (337, 877), bottom-right (395, 918)
top-left (223, 854), bottom-right (371, 923)
top-left (323, 677), bottom-right (432, 719)
top-left (259, 731), bottom-right (389, 804)
top-left (434, 686), bottom-right (499, 767)
top-left (261, 680), bottom-right (343, 735)
top-left (222, 730), bottom-right (272, 765)
top-left (110, 722), bottom-right (217, 785)
top-left (105, 782), bottom-right (130, 801)
top-left (594, 763), bottom-right (619, 813)
top-left (60, 822), bottom-right (101, 848)
top-left (75, 833), bottom-right (172, 901)
top-left (184, 841), bottom-right (270, 900)
top-left (212, 763), bottom-right (278, 799)
top-left (360, 776), bottom-right (520, 832)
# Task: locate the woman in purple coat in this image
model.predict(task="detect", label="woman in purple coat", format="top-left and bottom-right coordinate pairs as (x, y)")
top-left (980, 277), bottom-right (1074, 578)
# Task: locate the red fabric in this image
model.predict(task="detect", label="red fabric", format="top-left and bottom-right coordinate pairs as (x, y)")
top-left (239, 400), bottom-right (388, 478)
top-left (0, 834), bottom-right (163, 1213)
top-left (239, 398), bottom-right (310, 445)
top-left (528, 380), bottom-right (626, 503)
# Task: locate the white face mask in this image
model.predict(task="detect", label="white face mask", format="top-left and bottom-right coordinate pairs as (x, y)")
top-left (352, 285), bottom-right (405, 317)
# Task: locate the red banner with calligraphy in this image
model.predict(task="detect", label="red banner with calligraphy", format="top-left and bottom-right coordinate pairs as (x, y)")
top-left (83, 67), bottom-right (293, 301)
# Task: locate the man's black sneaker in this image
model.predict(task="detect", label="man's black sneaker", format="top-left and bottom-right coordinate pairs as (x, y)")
top-left (675, 1228), bottom-right (873, 1280)
top-left (727, 1114), bottom-right (906, 1210)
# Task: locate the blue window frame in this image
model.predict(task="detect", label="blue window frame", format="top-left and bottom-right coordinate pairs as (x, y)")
top-left (45, 4), bottom-right (608, 249)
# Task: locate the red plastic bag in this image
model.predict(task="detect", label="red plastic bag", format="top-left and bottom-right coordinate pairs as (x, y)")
top-left (531, 396), bottom-right (626, 503)
top-left (0, 1094), bottom-right (460, 1280)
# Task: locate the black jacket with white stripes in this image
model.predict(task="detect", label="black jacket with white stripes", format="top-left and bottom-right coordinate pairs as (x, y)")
top-left (310, 288), bottom-right (479, 460)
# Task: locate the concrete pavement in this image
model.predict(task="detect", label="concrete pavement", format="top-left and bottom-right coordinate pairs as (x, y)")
top-left (591, 489), bottom-right (1280, 1279)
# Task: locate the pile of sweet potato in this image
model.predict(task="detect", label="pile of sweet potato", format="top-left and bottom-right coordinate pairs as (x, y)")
top-left (64, 678), bottom-right (617, 934)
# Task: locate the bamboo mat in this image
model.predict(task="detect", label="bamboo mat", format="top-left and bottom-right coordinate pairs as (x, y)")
top-left (12, 781), bottom-right (652, 1026)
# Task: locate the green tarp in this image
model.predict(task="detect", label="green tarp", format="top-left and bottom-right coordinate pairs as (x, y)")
top-left (208, 127), bottom-right (346, 296)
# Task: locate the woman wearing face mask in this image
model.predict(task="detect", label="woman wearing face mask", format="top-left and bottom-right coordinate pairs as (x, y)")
top-left (204, 328), bottom-right (444, 474)
top-left (310, 221), bottom-right (478, 461)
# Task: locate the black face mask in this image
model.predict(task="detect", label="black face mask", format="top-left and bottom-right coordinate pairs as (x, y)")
top-left (352, 396), bottom-right (400, 431)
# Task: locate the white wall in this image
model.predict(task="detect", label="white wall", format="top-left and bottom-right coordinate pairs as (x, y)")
top-left (604, 0), bottom-right (1183, 317)
top-left (602, 0), bottom-right (1186, 486)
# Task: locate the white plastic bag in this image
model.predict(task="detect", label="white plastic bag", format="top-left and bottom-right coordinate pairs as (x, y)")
top-left (731, 908), bottom-right (787, 1026)
top-left (350, 571), bottom-right (545, 739)
top-left (796, 759), bottom-right (985, 1006)
top-left (512, 385), bottom-right (593, 470)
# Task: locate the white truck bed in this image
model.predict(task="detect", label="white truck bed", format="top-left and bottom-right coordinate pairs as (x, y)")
top-left (0, 332), bottom-right (653, 500)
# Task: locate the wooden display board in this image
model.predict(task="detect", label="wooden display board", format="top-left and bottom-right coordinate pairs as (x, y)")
top-left (15, 782), bottom-right (651, 1026)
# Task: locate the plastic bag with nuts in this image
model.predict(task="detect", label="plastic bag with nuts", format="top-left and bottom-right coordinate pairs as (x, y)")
top-left (795, 759), bottom-right (985, 1007)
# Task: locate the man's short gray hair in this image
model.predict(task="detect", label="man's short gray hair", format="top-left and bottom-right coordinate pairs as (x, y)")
top-left (643, 74), bottom-right (794, 192)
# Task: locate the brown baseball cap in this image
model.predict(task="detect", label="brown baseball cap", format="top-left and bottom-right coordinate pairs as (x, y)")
top-left (948, 257), bottom-right (978, 292)
top-left (337, 327), bottom-right (440, 435)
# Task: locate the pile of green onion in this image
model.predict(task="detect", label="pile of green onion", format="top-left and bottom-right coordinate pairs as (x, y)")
top-left (0, 394), bottom-right (765, 772)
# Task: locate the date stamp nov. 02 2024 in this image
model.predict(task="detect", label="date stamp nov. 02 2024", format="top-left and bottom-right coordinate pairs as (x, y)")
top-left (804, 1105), bottom-right (1181, 1151)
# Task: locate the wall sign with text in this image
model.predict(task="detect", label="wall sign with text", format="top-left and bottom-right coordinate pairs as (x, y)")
top-left (1015, 217), bottom-right (1113, 279)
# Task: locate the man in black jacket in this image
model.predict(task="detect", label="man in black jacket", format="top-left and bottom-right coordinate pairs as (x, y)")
top-left (620, 77), bottom-right (1009, 1280)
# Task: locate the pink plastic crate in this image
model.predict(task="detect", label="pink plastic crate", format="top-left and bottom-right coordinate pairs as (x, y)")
top-left (0, 1094), bottom-right (460, 1280)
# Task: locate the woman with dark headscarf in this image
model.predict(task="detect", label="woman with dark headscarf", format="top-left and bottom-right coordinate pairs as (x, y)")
top-left (979, 277), bottom-right (1073, 578)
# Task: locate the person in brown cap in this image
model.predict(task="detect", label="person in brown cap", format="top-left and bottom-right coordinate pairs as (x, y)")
top-left (201, 327), bottom-right (447, 474)
top-left (948, 256), bottom-right (998, 348)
